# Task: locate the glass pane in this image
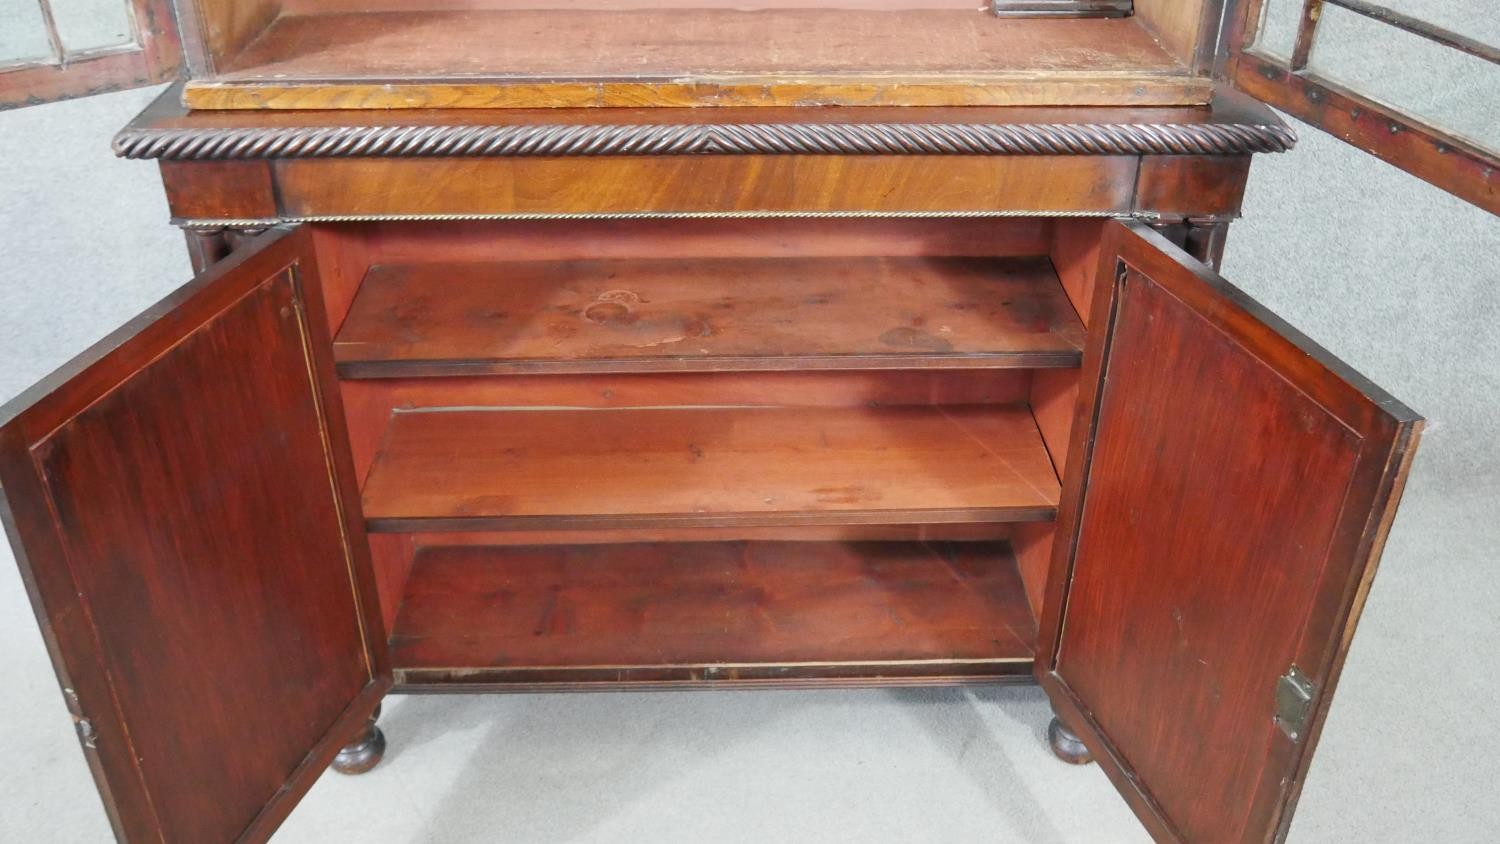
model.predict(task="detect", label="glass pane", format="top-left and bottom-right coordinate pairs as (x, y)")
top-left (0, 0), bottom-right (56, 66)
top-left (51, 0), bottom-right (135, 54)
top-left (1308, 4), bottom-right (1500, 153)
top-left (1255, 0), bottom-right (1309, 61)
top-left (1255, 0), bottom-right (1306, 61)
top-left (1378, 0), bottom-right (1500, 47)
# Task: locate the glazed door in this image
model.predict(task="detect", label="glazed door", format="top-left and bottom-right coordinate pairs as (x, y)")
top-left (0, 0), bottom-right (181, 110)
top-left (1224, 0), bottom-right (1498, 213)
top-left (1037, 221), bottom-right (1421, 843)
top-left (0, 227), bottom-right (390, 842)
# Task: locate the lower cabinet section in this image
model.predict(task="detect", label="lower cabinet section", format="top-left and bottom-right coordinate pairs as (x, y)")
top-left (2, 216), bottom-right (1419, 842)
top-left (389, 540), bottom-right (1039, 690)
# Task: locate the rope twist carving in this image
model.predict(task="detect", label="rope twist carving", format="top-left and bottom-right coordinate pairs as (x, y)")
top-left (114, 121), bottom-right (1297, 160)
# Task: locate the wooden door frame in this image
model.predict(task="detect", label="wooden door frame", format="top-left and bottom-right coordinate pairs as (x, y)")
top-left (1223, 0), bottom-right (1499, 214)
top-left (0, 0), bottom-right (181, 110)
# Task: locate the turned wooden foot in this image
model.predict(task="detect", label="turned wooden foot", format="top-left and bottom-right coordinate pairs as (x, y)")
top-left (332, 705), bottom-right (386, 775)
top-left (1047, 716), bottom-right (1093, 765)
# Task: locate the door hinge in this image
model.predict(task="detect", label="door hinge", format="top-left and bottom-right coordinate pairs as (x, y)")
top-left (75, 717), bottom-right (98, 749)
top-left (1274, 665), bottom-right (1317, 742)
top-left (63, 687), bottom-right (97, 750)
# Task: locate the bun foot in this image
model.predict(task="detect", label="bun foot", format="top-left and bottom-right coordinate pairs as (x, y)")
top-left (332, 706), bottom-right (386, 775)
top-left (1047, 717), bottom-right (1093, 765)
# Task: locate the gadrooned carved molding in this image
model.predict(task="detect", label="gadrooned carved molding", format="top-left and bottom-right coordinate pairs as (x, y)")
top-left (114, 120), bottom-right (1297, 160)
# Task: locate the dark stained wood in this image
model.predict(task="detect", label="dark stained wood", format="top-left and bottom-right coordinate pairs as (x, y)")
top-left (124, 82), bottom-right (1287, 136)
top-left (0, 0), bottom-right (180, 111)
top-left (1046, 716), bottom-right (1093, 764)
top-left (1037, 221), bottom-right (1421, 844)
top-left (159, 161), bottom-right (277, 221)
top-left (6, 7), bottom-right (1434, 838)
top-left (183, 227), bottom-right (233, 274)
top-left (0, 227), bottom-right (391, 843)
top-left (1133, 155), bottom-right (1252, 220)
top-left (117, 88), bottom-right (1277, 223)
top-left (272, 156), bottom-right (1139, 218)
top-left (361, 405), bottom-right (1061, 532)
top-left (332, 256), bottom-right (1084, 377)
top-left (181, 10), bottom-right (1206, 109)
top-left (390, 540), bottom-right (1038, 688)
top-left (330, 705), bottom-right (386, 776)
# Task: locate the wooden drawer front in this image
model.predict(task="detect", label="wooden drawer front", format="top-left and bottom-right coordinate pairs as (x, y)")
top-left (270, 156), bottom-right (1139, 218)
top-left (156, 155), bottom-right (1262, 224)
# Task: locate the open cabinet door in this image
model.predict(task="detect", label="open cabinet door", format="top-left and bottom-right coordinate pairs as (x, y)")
top-left (1223, 0), bottom-right (1498, 213)
top-left (0, 227), bottom-right (390, 843)
top-left (1037, 221), bottom-right (1421, 843)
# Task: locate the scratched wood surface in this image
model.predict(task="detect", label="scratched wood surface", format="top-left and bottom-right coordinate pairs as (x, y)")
top-left (360, 405), bottom-right (1060, 532)
top-left (182, 10), bottom-right (1207, 109)
top-left (390, 540), bottom-right (1038, 678)
top-left (332, 256), bottom-right (1085, 377)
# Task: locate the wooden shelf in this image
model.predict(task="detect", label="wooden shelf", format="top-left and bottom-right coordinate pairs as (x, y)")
top-left (390, 540), bottom-right (1038, 689)
top-left (361, 405), bottom-right (1060, 532)
top-left (183, 10), bottom-right (1209, 109)
top-left (333, 256), bottom-right (1085, 377)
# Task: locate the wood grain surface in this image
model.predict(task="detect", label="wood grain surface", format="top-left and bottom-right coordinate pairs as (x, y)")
top-left (391, 540), bottom-right (1037, 684)
top-left (361, 405), bottom-right (1060, 531)
top-left (182, 10), bottom-right (1207, 109)
top-left (332, 256), bottom-right (1084, 377)
top-left (1038, 221), bottom-right (1421, 844)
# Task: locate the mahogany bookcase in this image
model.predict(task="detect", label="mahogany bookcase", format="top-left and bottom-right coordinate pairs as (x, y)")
top-left (1, 2), bottom-right (1489, 841)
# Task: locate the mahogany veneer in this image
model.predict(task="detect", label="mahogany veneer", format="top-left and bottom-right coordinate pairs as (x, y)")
top-left (2, 2), bottom-right (1454, 831)
top-left (332, 256), bottom-right (1085, 377)
top-left (360, 405), bottom-right (1061, 532)
top-left (391, 540), bottom-right (1038, 688)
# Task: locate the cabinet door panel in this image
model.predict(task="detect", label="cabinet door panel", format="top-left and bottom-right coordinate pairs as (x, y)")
top-left (1038, 221), bottom-right (1420, 843)
top-left (0, 227), bottom-right (389, 843)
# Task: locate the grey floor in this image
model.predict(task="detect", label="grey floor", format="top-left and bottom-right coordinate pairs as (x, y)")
top-left (1, 85), bottom-right (1497, 843)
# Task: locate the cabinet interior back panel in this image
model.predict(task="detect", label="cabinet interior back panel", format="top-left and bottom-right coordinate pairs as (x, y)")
top-left (219, 11), bottom-right (1189, 78)
top-left (181, 9), bottom-right (1211, 108)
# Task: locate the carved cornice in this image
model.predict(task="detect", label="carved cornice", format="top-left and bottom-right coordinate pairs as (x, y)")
top-left (114, 120), bottom-right (1296, 160)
